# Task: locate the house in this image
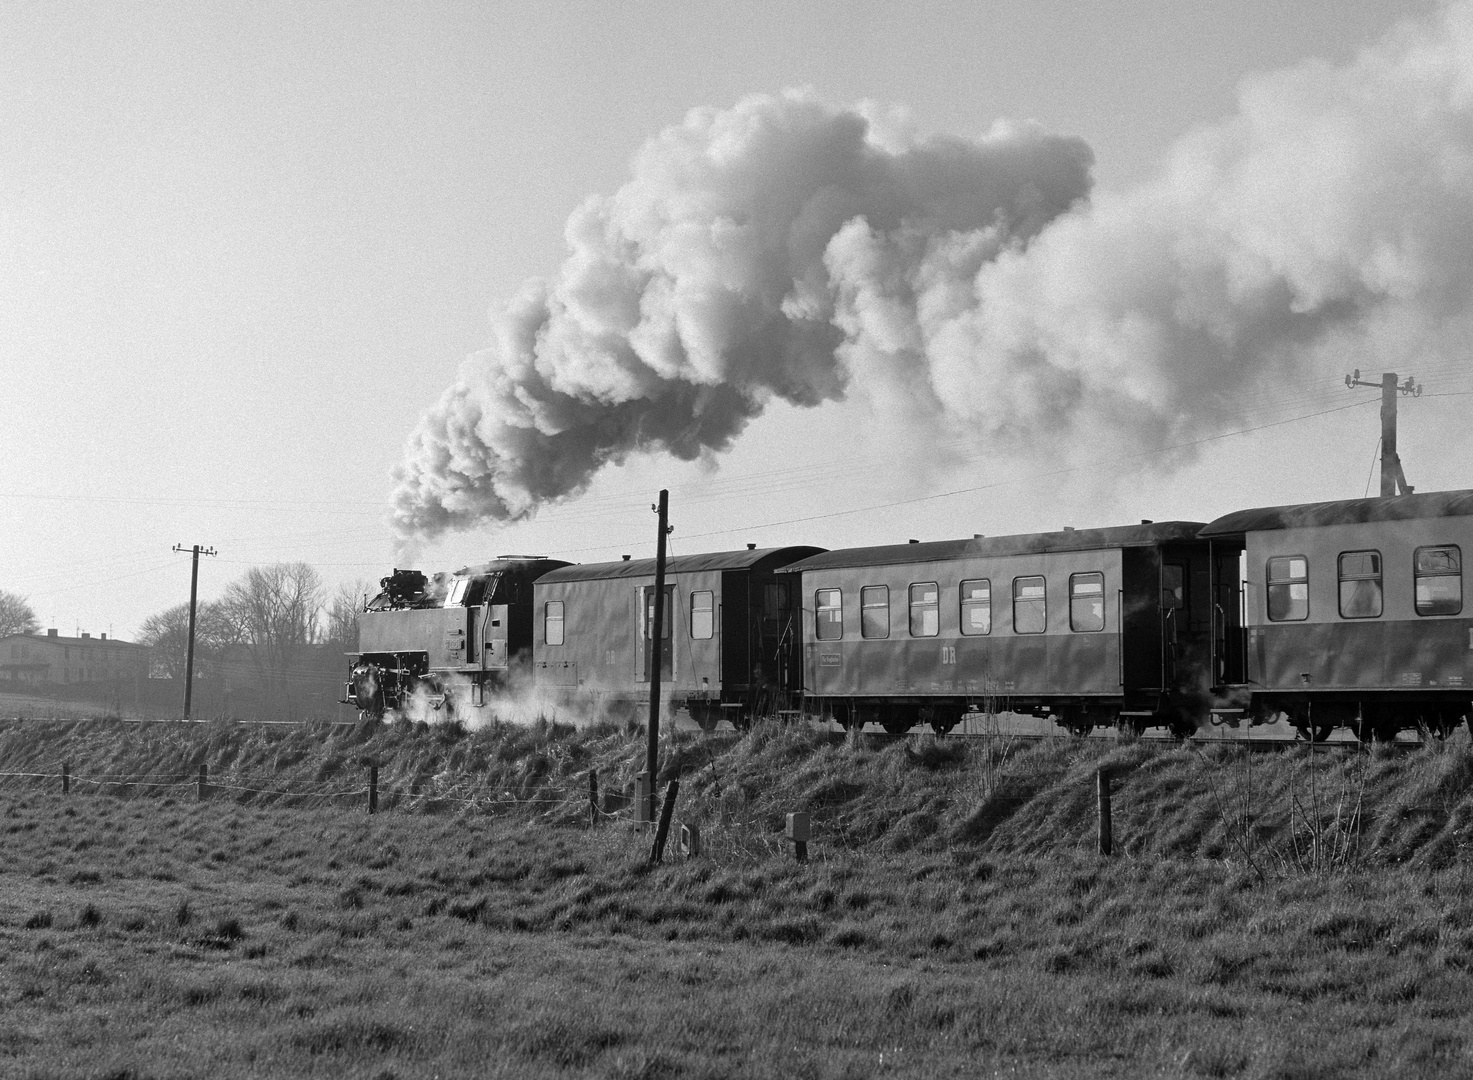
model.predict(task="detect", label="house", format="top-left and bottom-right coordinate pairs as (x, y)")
top-left (0, 629), bottom-right (151, 687)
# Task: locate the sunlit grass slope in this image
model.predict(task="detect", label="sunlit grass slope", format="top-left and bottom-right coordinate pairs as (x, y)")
top-left (3, 719), bottom-right (1473, 1077)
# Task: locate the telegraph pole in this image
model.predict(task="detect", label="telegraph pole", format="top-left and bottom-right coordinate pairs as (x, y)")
top-left (1346, 369), bottom-right (1420, 496)
top-left (172, 543), bottom-right (217, 721)
top-left (646, 491), bottom-right (670, 827)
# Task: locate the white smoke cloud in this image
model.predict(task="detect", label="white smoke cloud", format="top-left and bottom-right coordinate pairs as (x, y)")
top-left (827, 4), bottom-right (1473, 459)
top-left (395, 6), bottom-right (1473, 538)
top-left (391, 91), bottom-right (1092, 536)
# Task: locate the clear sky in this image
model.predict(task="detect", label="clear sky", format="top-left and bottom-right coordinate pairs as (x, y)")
top-left (4, 0), bottom-right (1467, 640)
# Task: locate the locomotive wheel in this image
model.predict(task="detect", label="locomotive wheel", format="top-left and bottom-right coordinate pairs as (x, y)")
top-left (1167, 716), bottom-right (1198, 740)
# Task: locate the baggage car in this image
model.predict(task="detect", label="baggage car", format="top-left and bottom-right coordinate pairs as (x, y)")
top-left (532, 545), bottom-right (822, 729)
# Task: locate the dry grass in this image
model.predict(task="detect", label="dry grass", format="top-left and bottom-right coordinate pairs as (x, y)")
top-left (2, 718), bottom-right (1473, 1077)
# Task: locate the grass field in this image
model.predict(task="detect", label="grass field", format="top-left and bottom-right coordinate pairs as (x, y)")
top-left (3, 718), bottom-right (1473, 1078)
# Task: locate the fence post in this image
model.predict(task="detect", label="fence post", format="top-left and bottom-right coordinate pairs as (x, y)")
top-left (197, 763), bottom-right (208, 802)
top-left (588, 770), bottom-right (599, 828)
top-left (650, 780), bottom-right (679, 863)
top-left (1097, 767), bottom-right (1113, 856)
top-left (787, 811), bottom-right (810, 864)
top-left (368, 765), bottom-right (378, 815)
top-left (61, 762), bottom-right (69, 796)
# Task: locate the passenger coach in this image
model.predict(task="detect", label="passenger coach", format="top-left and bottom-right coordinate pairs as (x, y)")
top-left (783, 522), bottom-right (1243, 736)
top-left (532, 546), bottom-right (823, 729)
top-left (1201, 490), bottom-right (1473, 740)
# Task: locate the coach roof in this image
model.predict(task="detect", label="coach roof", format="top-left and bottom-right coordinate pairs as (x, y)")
top-left (1200, 489), bottom-right (1473, 538)
top-left (779, 522), bottom-right (1206, 574)
top-left (537, 546), bottom-right (825, 584)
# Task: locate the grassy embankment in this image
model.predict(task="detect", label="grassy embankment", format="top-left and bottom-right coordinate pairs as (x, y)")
top-left (3, 717), bottom-right (1473, 1078)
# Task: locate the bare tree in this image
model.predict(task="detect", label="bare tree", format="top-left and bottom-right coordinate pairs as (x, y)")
top-left (0, 591), bottom-right (40, 638)
top-left (324, 579), bottom-right (371, 655)
top-left (220, 563), bottom-right (325, 717)
top-left (136, 601), bottom-right (238, 681)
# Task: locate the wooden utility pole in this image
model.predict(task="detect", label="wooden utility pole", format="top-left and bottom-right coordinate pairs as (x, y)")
top-left (1346, 370), bottom-right (1419, 496)
top-left (647, 490), bottom-right (670, 827)
top-left (172, 543), bottom-right (216, 721)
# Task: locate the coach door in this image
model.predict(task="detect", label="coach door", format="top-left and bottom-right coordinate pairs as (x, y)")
top-left (1161, 544), bottom-right (1214, 694)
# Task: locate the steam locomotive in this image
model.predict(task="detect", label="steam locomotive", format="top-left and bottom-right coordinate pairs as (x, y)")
top-left (346, 489), bottom-right (1473, 741)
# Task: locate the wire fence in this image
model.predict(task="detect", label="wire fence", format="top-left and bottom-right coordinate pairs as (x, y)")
top-left (2, 727), bottom-right (1385, 868)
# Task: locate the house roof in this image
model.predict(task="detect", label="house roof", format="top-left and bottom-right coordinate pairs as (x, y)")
top-left (537, 546), bottom-right (826, 584)
top-left (0, 632), bottom-right (146, 649)
top-left (1199, 489), bottom-right (1473, 538)
top-left (779, 522), bottom-right (1207, 574)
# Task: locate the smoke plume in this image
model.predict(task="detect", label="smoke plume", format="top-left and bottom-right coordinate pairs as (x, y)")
top-left (394, 6), bottom-right (1473, 537)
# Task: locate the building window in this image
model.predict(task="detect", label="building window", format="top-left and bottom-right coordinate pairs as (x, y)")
top-left (815, 589), bottom-right (842, 640)
top-left (861, 586), bottom-right (890, 639)
top-left (1415, 546), bottom-right (1462, 616)
top-left (1069, 572), bottom-right (1105, 632)
top-left (1013, 576), bottom-right (1047, 634)
top-left (909, 582), bottom-right (939, 637)
top-left (544, 601), bottom-right (564, 646)
top-left (960, 579), bottom-right (991, 636)
top-left (1267, 556), bottom-right (1309, 621)
top-left (1338, 551), bottom-right (1382, 619)
top-left (690, 591), bottom-right (714, 639)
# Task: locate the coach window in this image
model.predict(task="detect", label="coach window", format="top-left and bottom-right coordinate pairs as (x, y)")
top-left (909, 582), bottom-right (939, 637)
top-left (691, 590), bottom-right (714, 639)
top-left (1013, 576), bottom-right (1047, 634)
top-left (960, 579), bottom-right (991, 635)
top-left (861, 586), bottom-right (890, 639)
top-left (1415, 546), bottom-right (1462, 616)
top-left (1266, 556), bottom-right (1309, 621)
top-left (544, 601), bottom-right (565, 646)
top-left (1338, 551), bottom-right (1383, 619)
top-left (816, 589), bottom-right (843, 640)
top-left (1070, 572), bottom-right (1105, 632)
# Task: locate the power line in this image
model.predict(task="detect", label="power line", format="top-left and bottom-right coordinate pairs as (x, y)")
top-left (672, 396), bottom-right (1383, 543)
